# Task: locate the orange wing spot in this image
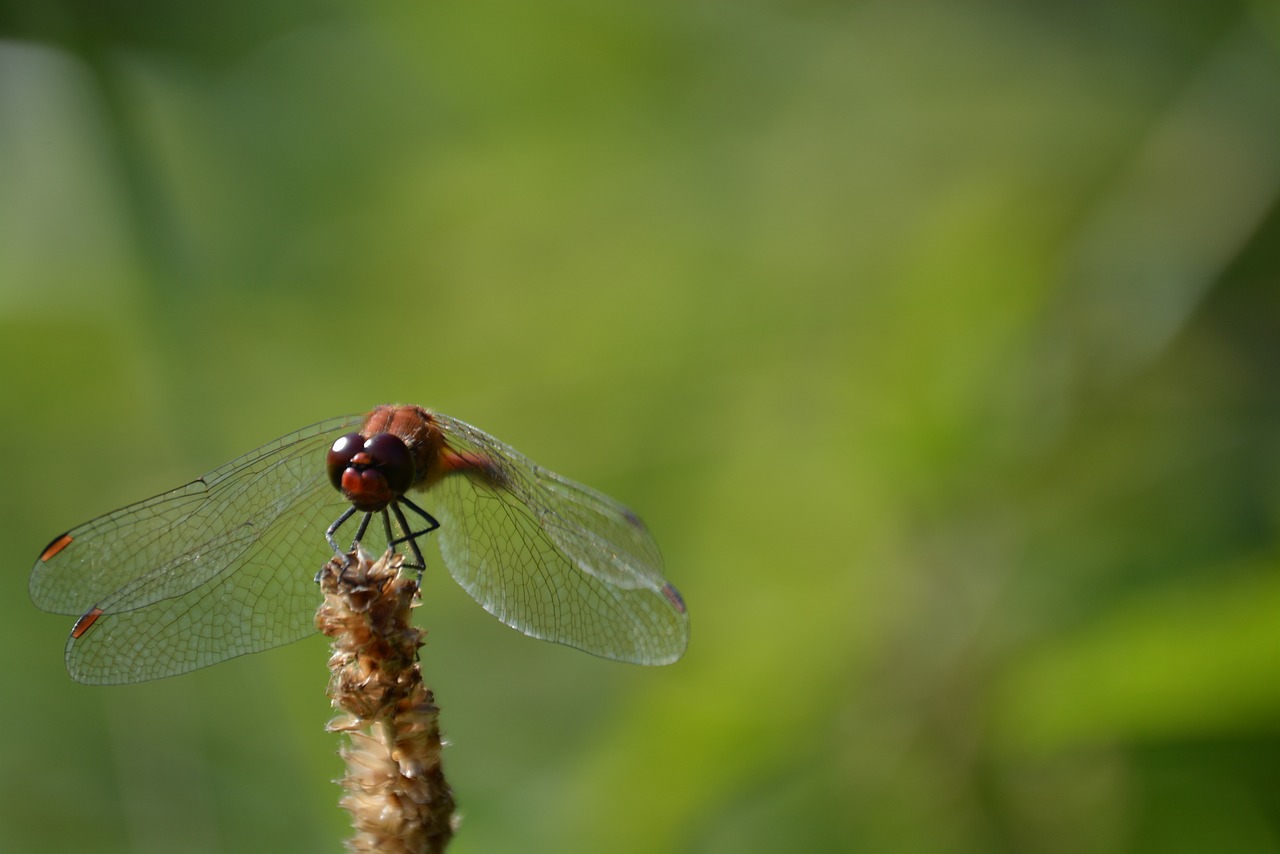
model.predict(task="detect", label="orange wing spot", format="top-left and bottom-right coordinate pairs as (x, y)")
top-left (71, 607), bottom-right (104, 639)
top-left (661, 583), bottom-right (687, 615)
top-left (40, 533), bottom-right (74, 562)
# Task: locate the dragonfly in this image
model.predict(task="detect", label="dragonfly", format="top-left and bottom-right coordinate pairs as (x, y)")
top-left (30, 405), bottom-right (689, 685)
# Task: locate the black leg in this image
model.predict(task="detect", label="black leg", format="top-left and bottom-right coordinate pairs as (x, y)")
top-left (389, 502), bottom-right (427, 571)
top-left (320, 505), bottom-right (367, 581)
top-left (327, 498), bottom-right (442, 580)
top-left (383, 497), bottom-right (441, 576)
top-left (348, 510), bottom-right (373, 551)
top-left (326, 505), bottom-right (357, 555)
top-left (380, 509), bottom-right (395, 548)
top-left (398, 496), bottom-right (441, 536)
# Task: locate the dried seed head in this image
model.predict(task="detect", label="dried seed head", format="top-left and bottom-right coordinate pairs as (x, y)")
top-left (316, 550), bottom-right (457, 853)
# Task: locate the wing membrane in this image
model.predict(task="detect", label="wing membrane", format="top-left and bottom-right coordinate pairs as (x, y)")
top-left (30, 416), bottom-right (362, 684)
top-left (428, 414), bottom-right (689, 665)
top-left (30, 407), bottom-right (689, 683)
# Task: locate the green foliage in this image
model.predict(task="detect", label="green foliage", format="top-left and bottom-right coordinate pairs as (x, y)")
top-left (2, 1), bottom-right (1279, 852)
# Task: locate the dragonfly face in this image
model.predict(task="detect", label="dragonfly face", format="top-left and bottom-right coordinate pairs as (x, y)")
top-left (327, 431), bottom-right (417, 512)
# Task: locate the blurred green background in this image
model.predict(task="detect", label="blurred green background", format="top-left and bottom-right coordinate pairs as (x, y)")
top-left (3, 0), bottom-right (1280, 851)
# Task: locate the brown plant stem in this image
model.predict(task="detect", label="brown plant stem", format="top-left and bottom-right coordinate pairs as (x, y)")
top-left (315, 550), bottom-right (457, 854)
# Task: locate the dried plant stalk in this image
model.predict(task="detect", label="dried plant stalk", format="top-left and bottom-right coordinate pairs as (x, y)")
top-left (315, 550), bottom-right (457, 854)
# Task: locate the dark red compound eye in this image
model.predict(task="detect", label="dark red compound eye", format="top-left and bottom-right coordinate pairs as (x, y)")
top-left (327, 433), bottom-right (365, 490)
top-left (363, 432), bottom-right (415, 495)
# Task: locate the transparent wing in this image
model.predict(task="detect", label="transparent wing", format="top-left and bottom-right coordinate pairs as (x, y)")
top-left (30, 415), bottom-right (363, 684)
top-left (426, 413), bottom-right (689, 665)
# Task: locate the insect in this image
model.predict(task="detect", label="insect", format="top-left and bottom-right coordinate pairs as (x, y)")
top-left (31, 405), bottom-right (689, 684)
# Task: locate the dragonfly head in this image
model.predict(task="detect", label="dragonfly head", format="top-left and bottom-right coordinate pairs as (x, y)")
top-left (327, 432), bottom-right (416, 511)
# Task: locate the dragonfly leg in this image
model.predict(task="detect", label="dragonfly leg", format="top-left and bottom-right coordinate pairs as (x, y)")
top-left (326, 505), bottom-right (357, 555)
top-left (320, 505), bottom-right (362, 581)
top-left (389, 497), bottom-right (440, 576)
top-left (389, 502), bottom-right (426, 573)
top-left (380, 508), bottom-right (396, 550)
top-left (398, 496), bottom-right (441, 537)
top-left (347, 510), bottom-right (373, 553)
